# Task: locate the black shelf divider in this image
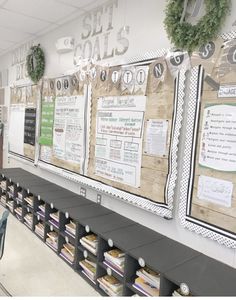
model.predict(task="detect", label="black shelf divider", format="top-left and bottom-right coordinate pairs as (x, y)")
top-left (0, 167), bottom-right (236, 297)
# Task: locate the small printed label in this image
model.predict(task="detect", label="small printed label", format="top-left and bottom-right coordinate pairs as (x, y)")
top-left (138, 257), bottom-right (145, 267)
top-left (85, 225), bottom-right (90, 233)
top-left (108, 239), bottom-right (113, 247)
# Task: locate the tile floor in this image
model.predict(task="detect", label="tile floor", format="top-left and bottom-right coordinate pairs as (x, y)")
top-left (0, 207), bottom-right (99, 297)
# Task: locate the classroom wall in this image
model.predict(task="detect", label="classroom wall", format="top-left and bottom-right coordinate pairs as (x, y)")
top-left (1, 0), bottom-right (236, 268)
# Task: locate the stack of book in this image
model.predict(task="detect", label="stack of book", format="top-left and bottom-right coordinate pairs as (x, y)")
top-left (6, 200), bottom-right (14, 212)
top-left (65, 220), bottom-right (76, 237)
top-left (24, 212), bottom-right (33, 227)
top-left (133, 267), bottom-right (160, 297)
top-left (49, 211), bottom-right (59, 228)
top-left (15, 206), bottom-right (22, 220)
top-left (17, 191), bottom-right (23, 202)
top-left (37, 203), bottom-right (45, 219)
top-left (35, 222), bottom-right (44, 238)
top-left (60, 243), bottom-right (75, 264)
top-left (98, 275), bottom-right (123, 296)
top-left (103, 249), bottom-right (125, 276)
top-left (172, 288), bottom-right (192, 297)
top-left (0, 194), bottom-right (6, 206)
top-left (80, 234), bottom-right (98, 255)
top-left (24, 195), bottom-right (34, 207)
top-left (8, 185), bottom-right (14, 197)
top-left (1, 180), bottom-right (6, 190)
top-left (79, 258), bottom-right (96, 282)
top-left (46, 231), bottom-right (58, 251)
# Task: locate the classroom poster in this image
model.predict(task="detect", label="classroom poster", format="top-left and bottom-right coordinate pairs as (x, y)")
top-left (9, 105), bottom-right (25, 155)
top-left (24, 108), bottom-right (36, 146)
top-left (53, 95), bottom-right (86, 164)
top-left (39, 98), bottom-right (55, 146)
top-left (94, 95), bottom-right (146, 187)
top-left (199, 104), bottom-right (236, 172)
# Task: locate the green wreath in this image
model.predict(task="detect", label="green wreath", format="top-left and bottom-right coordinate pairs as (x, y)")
top-left (26, 44), bottom-right (45, 83)
top-left (164, 0), bottom-right (230, 53)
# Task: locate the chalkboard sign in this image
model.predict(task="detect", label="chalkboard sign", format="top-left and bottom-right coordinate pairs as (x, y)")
top-left (24, 108), bottom-right (36, 146)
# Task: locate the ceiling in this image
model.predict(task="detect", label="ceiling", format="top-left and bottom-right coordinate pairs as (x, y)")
top-left (0, 0), bottom-right (100, 57)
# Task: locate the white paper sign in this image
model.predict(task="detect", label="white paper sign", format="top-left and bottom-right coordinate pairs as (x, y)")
top-left (95, 95), bottom-right (146, 187)
top-left (197, 175), bottom-right (233, 208)
top-left (144, 119), bottom-right (168, 156)
top-left (199, 104), bottom-right (236, 172)
top-left (9, 105), bottom-right (25, 156)
top-left (40, 146), bottom-right (52, 163)
top-left (53, 95), bottom-right (86, 165)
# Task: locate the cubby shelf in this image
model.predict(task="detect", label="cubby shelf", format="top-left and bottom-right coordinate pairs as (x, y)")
top-left (0, 168), bottom-right (236, 296)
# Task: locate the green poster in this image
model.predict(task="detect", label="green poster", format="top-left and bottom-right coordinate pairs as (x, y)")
top-left (39, 98), bottom-right (55, 146)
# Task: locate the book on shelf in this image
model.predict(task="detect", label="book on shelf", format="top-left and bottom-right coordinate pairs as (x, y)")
top-left (49, 218), bottom-right (59, 228)
top-left (47, 231), bottom-right (58, 243)
top-left (46, 237), bottom-right (57, 250)
top-left (6, 200), bottom-right (14, 208)
top-left (63, 243), bottom-right (75, 257)
top-left (0, 195), bottom-right (6, 205)
top-left (39, 204), bottom-right (45, 212)
top-left (50, 211), bottom-right (59, 222)
top-left (24, 196), bottom-right (34, 207)
top-left (35, 223), bottom-right (44, 237)
top-left (79, 259), bottom-right (96, 280)
top-left (103, 260), bottom-right (124, 276)
top-left (65, 220), bottom-right (76, 236)
top-left (8, 185), bottom-right (14, 193)
top-left (104, 249), bottom-right (125, 270)
top-left (24, 213), bottom-right (33, 225)
top-left (80, 234), bottom-right (98, 255)
top-left (61, 247), bottom-right (74, 263)
top-left (17, 192), bottom-right (23, 200)
top-left (97, 275), bottom-right (123, 296)
top-left (136, 267), bottom-right (160, 289)
top-left (133, 277), bottom-right (159, 297)
top-left (15, 207), bottom-right (22, 216)
top-left (1, 181), bottom-right (6, 189)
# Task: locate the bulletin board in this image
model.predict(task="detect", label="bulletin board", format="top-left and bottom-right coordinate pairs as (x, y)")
top-left (9, 85), bottom-right (39, 161)
top-left (38, 74), bottom-right (90, 175)
top-left (179, 33), bottom-right (236, 248)
top-left (37, 51), bottom-right (188, 218)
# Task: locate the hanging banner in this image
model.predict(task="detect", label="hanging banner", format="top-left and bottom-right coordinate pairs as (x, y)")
top-left (149, 58), bottom-right (167, 93)
top-left (24, 108), bottom-right (36, 146)
top-left (39, 98), bottom-right (55, 146)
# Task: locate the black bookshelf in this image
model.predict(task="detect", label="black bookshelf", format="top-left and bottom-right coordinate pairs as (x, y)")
top-left (1, 168), bottom-right (236, 297)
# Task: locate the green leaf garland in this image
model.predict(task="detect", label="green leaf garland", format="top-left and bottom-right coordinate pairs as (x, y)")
top-left (26, 44), bottom-right (45, 83)
top-left (164, 0), bottom-right (231, 52)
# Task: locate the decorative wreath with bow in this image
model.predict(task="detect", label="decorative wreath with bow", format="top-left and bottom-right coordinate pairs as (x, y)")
top-left (26, 44), bottom-right (45, 83)
top-left (164, 0), bottom-right (230, 52)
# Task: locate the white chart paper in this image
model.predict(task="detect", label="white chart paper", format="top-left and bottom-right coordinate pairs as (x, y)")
top-left (9, 105), bottom-right (25, 156)
top-left (199, 104), bottom-right (236, 172)
top-left (197, 175), bottom-right (233, 208)
top-left (53, 95), bottom-right (86, 165)
top-left (144, 119), bottom-right (168, 156)
top-left (95, 95), bottom-right (146, 187)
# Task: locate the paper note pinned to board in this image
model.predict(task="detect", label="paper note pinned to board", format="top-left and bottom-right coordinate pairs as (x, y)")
top-left (144, 119), bottom-right (168, 157)
top-left (197, 175), bottom-right (233, 208)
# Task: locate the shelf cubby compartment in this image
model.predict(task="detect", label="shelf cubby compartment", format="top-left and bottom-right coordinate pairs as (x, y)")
top-left (45, 224), bottom-right (58, 253)
top-left (35, 200), bottom-right (46, 222)
top-left (0, 178), bottom-right (7, 191)
top-left (24, 192), bottom-right (34, 209)
top-left (60, 213), bottom-right (76, 241)
top-left (34, 220), bottom-right (45, 240)
top-left (0, 192), bottom-right (7, 207)
top-left (14, 204), bottom-right (23, 222)
top-left (6, 198), bottom-right (14, 213)
top-left (15, 188), bottom-right (25, 204)
top-left (58, 235), bottom-right (75, 267)
top-left (97, 274), bottom-right (123, 297)
top-left (77, 252), bottom-right (97, 285)
top-left (7, 182), bottom-right (15, 199)
top-left (48, 208), bottom-right (60, 230)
